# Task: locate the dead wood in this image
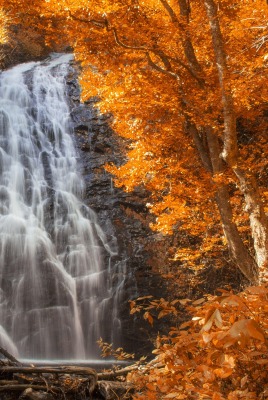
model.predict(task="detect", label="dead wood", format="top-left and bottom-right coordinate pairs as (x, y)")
top-left (97, 380), bottom-right (135, 400)
top-left (1, 366), bottom-right (97, 377)
top-left (0, 360), bottom-right (140, 399)
top-left (0, 347), bottom-right (21, 365)
top-left (0, 365), bottom-right (98, 399)
top-left (0, 384), bottom-right (58, 392)
top-left (97, 364), bottom-right (140, 380)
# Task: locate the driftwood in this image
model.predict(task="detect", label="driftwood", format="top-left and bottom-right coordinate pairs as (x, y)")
top-left (1, 366), bottom-right (97, 381)
top-left (0, 347), bottom-right (21, 365)
top-left (0, 380), bottom-right (20, 385)
top-left (0, 348), bottom-right (140, 399)
top-left (98, 364), bottom-right (140, 380)
top-left (0, 384), bottom-right (59, 392)
top-left (0, 364), bottom-right (98, 399)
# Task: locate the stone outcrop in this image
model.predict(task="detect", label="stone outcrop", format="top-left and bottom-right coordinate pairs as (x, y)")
top-left (66, 61), bottom-right (169, 357)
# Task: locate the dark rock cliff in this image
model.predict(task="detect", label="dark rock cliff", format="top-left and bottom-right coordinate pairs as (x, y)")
top-left (66, 61), bottom-right (169, 357)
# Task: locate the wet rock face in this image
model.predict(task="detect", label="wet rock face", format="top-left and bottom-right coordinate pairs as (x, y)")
top-left (67, 62), bottom-right (168, 357)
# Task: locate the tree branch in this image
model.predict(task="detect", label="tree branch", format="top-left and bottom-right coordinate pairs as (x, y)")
top-left (159, 0), bottom-right (181, 25)
top-left (0, 347), bottom-right (20, 365)
top-left (203, 0), bottom-right (237, 166)
top-left (68, 11), bottom-right (204, 84)
top-left (188, 124), bottom-right (213, 172)
top-left (146, 53), bottom-right (180, 80)
top-left (169, 56), bottom-right (205, 85)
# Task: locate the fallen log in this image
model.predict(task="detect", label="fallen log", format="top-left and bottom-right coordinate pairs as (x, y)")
top-left (0, 365), bottom-right (98, 398)
top-left (0, 358), bottom-right (140, 399)
top-left (1, 366), bottom-right (97, 377)
top-left (0, 380), bottom-right (19, 385)
top-left (0, 384), bottom-right (58, 392)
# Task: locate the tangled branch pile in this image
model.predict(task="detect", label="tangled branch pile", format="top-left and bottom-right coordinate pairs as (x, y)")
top-left (0, 349), bottom-right (135, 400)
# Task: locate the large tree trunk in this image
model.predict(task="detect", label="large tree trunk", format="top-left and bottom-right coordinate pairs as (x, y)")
top-left (233, 166), bottom-right (268, 278)
top-left (206, 129), bottom-right (258, 282)
top-left (204, 0), bottom-right (268, 281)
top-left (159, 0), bottom-right (267, 281)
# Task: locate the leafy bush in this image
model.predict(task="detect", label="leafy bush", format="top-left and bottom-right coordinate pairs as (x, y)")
top-left (128, 286), bottom-right (268, 399)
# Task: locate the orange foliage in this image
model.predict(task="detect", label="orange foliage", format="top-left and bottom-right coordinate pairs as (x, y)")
top-left (128, 286), bottom-right (268, 399)
top-left (1, 0), bottom-right (267, 275)
top-left (1, 2), bottom-right (268, 396)
top-left (0, 7), bottom-right (9, 44)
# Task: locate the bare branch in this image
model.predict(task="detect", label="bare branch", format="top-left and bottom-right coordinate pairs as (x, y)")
top-left (0, 347), bottom-right (20, 365)
top-left (146, 53), bottom-right (180, 80)
top-left (68, 10), bottom-right (205, 85)
top-left (169, 56), bottom-right (205, 86)
top-left (159, 0), bottom-right (181, 25)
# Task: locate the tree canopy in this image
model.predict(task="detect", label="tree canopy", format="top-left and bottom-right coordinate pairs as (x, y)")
top-left (0, 1), bottom-right (268, 398)
top-left (1, 0), bottom-right (267, 282)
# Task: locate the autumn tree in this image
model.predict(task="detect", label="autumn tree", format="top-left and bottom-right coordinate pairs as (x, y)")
top-left (2, 0), bottom-right (268, 282)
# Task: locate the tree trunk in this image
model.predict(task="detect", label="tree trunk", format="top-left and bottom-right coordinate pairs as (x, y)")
top-left (204, 0), bottom-right (268, 281)
top-left (203, 0), bottom-right (237, 166)
top-left (206, 129), bottom-right (258, 282)
top-left (233, 166), bottom-right (268, 280)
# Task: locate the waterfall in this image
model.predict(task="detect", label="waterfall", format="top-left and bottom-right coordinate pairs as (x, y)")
top-left (0, 54), bottom-right (122, 360)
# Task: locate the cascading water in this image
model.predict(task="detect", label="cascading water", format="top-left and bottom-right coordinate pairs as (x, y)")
top-left (0, 54), bottom-right (123, 360)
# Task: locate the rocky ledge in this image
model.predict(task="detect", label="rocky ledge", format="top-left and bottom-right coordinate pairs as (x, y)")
top-left (66, 61), bottom-right (170, 357)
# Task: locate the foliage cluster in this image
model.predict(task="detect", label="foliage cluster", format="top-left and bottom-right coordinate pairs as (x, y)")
top-left (0, 2), bottom-right (268, 396)
top-left (0, 0), bottom-right (268, 283)
top-left (127, 287), bottom-right (268, 399)
top-left (0, 7), bottom-right (8, 44)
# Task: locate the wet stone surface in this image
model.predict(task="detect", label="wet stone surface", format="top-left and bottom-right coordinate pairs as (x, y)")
top-left (67, 61), bottom-right (169, 357)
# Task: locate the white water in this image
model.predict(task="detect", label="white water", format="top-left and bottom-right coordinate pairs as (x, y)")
top-left (0, 54), bottom-right (122, 359)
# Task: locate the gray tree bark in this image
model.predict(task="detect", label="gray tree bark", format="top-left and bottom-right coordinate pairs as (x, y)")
top-left (204, 0), bottom-right (268, 281)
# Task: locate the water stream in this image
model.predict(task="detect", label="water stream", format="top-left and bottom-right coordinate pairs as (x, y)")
top-left (0, 54), bottom-right (123, 360)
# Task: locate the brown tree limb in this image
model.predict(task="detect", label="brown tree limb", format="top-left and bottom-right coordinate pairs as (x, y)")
top-left (1, 365), bottom-right (97, 376)
top-left (97, 364), bottom-right (141, 380)
top-left (0, 347), bottom-right (20, 365)
top-left (206, 128), bottom-right (258, 282)
top-left (232, 166), bottom-right (268, 277)
top-left (188, 123), bottom-right (213, 173)
top-left (0, 380), bottom-right (19, 385)
top-left (0, 384), bottom-right (58, 392)
top-left (203, 0), bottom-right (237, 166)
top-left (168, 55), bottom-right (205, 86)
top-left (146, 53), bottom-right (180, 79)
top-left (159, 0), bottom-right (181, 25)
top-left (204, 0), bottom-right (268, 279)
top-left (159, 0), bottom-right (204, 81)
top-left (68, 11), bottom-right (203, 84)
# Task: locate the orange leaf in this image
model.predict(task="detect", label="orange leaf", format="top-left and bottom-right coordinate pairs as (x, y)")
top-left (202, 308), bottom-right (222, 332)
top-left (214, 367), bottom-right (233, 378)
top-left (227, 319), bottom-right (266, 344)
top-left (192, 297), bottom-right (206, 305)
top-left (144, 311), bottom-right (154, 326)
